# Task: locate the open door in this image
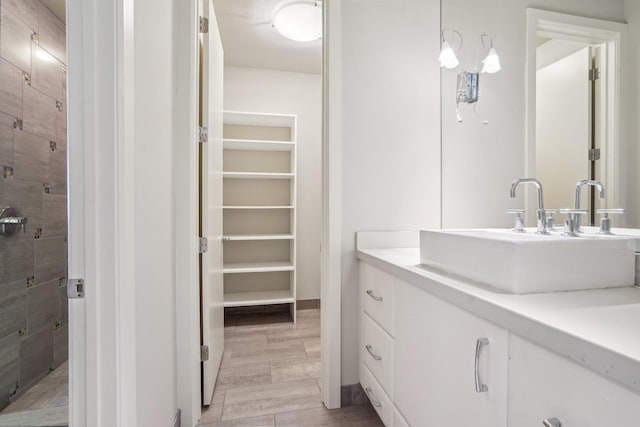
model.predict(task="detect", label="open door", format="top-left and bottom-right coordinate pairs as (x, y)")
top-left (199, 0), bottom-right (224, 406)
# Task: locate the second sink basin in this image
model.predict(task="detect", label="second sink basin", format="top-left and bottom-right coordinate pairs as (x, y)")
top-left (420, 229), bottom-right (637, 294)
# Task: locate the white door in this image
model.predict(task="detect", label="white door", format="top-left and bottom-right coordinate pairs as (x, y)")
top-left (199, 0), bottom-right (225, 406)
top-left (393, 280), bottom-right (508, 427)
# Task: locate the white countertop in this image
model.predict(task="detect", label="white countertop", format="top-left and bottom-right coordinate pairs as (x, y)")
top-left (356, 244), bottom-right (640, 393)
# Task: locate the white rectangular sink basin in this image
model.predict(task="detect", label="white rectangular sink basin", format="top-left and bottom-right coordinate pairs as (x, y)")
top-left (420, 228), bottom-right (637, 294)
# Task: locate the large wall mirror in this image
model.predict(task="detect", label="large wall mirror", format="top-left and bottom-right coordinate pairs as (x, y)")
top-left (441, 0), bottom-right (639, 229)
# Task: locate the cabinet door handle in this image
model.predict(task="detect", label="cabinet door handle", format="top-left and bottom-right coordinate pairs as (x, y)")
top-left (364, 386), bottom-right (382, 407)
top-left (542, 418), bottom-right (562, 427)
top-left (474, 337), bottom-right (489, 393)
top-left (365, 344), bottom-right (382, 361)
top-left (366, 289), bottom-right (383, 301)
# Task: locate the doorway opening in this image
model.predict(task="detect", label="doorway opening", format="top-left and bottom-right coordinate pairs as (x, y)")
top-left (0, 1), bottom-right (69, 426)
top-left (197, 0), bottom-right (325, 423)
top-left (525, 9), bottom-right (625, 225)
top-left (535, 41), bottom-right (603, 222)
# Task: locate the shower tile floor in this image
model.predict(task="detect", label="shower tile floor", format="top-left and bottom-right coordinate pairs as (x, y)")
top-left (0, 361), bottom-right (68, 427)
top-left (198, 309), bottom-right (382, 427)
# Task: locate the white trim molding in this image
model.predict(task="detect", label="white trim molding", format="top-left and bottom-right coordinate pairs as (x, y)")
top-left (67, 0), bottom-right (138, 425)
top-left (322, 0), bottom-right (342, 409)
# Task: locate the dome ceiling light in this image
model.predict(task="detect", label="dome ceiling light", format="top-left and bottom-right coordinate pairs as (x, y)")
top-left (272, 1), bottom-right (322, 42)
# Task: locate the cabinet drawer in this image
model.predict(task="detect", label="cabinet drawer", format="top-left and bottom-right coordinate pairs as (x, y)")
top-left (359, 262), bottom-right (395, 336)
top-left (361, 363), bottom-right (394, 427)
top-left (362, 312), bottom-right (394, 398)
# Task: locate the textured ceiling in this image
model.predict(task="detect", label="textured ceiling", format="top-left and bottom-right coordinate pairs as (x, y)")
top-left (213, 0), bottom-right (322, 74)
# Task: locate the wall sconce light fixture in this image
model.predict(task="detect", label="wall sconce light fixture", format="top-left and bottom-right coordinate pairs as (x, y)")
top-left (440, 29), bottom-right (501, 124)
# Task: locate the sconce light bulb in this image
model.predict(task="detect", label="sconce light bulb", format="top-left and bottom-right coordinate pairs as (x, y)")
top-left (481, 47), bottom-right (501, 74)
top-left (439, 41), bottom-right (460, 69)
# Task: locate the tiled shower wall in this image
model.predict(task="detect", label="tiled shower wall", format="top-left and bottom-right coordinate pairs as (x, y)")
top-left (0, 0), bottom-right (67, 411)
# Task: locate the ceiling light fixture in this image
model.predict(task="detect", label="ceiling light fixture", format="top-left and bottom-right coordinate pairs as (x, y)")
top-left (272, 1), bottom-right (322, 42)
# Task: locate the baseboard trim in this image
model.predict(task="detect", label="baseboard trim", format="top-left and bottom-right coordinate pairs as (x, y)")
top-left (297, 299), bottom-right (321, 310)
top-left (173, 409), bottom-right (181, 427)
top-left (341, 383), bottom-right (368, 407)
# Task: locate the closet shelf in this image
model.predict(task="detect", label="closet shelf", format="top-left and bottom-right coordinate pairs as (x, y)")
top-left (223, 290), bottom-right (294, 307)
top-left (223, 172), bottom-right (294, 180)
top-left (223, 139), bottom-right (294, 152)
top-left (223, 234), bottom-right (294, 241)
top-left (223, 261), bottom-right (295, 274)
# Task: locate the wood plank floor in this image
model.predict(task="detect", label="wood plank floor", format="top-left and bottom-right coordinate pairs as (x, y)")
top-left (198, 309), bottom-right (383, 427)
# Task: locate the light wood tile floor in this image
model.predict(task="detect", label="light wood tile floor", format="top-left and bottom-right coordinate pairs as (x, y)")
top-left (198, 309), bottom-right (383, 427)
top-left (0, 361), bottom-right (68, 426)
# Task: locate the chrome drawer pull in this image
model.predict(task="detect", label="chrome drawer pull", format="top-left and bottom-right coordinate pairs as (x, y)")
top-left (543, 418), bottom-right (562, 427)
top-left (366, 290), bottom-right (383, 301)
top-left (364, 386), bottom-right (382, 407)
top-left (365, 344), bottom-right (382, 361)
top-left (474, 337), bottom-right (489, 393)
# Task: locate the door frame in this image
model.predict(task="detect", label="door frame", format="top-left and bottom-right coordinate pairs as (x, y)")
top-left (67, 0), bottom-right (138, 425)
top-left (525, 9), bottom-right (626, 213)
top-left (173, 0), bottom-right (343, 425)
top-left (68, 0), bottom-right (342, 425)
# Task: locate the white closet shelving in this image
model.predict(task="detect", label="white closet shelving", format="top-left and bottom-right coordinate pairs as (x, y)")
top-left (222, 111), bottom-right (297, 320)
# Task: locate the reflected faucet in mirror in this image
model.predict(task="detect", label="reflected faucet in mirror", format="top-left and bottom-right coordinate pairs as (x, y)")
top-left (509, 178), bottom-right (549, 235)
top-left (574, 179), bottom-right (605, 232)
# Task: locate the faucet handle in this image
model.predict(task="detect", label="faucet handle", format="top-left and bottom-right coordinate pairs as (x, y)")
top-left (545, 209), bottom-right (558, 231)
top-left (559, 209), bottom-right (587, 237)
top-left (506, 209), bottom-right (526, 233)
top-left (596, 208), bottom-right (625, 235)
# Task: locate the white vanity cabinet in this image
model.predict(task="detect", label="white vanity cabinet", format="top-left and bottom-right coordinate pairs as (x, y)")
top-left (359, 262), bottom-right (397, 425)
top-left (393, 278), bottom-right (508, 427)
top-left (358, 262), bottom-right (508, 426)
top-left (508, 334), bottom-right (640, 427)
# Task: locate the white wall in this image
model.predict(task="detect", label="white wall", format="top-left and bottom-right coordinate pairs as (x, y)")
top-left (224, 66), bottom-right (322, 300)
top-left (134, 0), bottom-right (178, 425)
top-left (441, 0), bottom-right (626, 228)
top-left (536, 47), bottom-right (590, 211)
top-left (340, 0), bottom-right (441, 385)
top-left (623, 0), bottom-right (640, 227)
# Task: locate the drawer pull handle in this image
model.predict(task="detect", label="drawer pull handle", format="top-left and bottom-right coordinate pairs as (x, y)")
top-left (474, 337), bottom-right (489, 393)
top-left (365, 344), bottom-right (382, 361)
top-left (364, 386), bottom-right (382, 407)
top-left (366, 290), bottom-right (383, 301)
top-left (542, 418), bottom-right (562, 427)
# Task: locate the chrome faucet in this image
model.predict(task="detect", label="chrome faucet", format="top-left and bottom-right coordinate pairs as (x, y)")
top-left (574, 179), bottom-right (605, 232)
top-left (510, 178), bottom-right (548, 234)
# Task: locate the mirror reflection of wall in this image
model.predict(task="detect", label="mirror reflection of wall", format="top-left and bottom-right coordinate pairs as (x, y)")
top-left (536, 42), bottom-right (598, 222)
top-left (441, 0), bottom-right (640, 229)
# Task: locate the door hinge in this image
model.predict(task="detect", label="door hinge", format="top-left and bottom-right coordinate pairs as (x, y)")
top-left (589, 148), bottom-right (601, 161)
top-left (199, 17), bottom-right (209, 34)
top-left (199, 126), bottom-right (208, 144)
top-left (201, 345), bottom-right (209, 362)
top-left (589, 67), bottom-right (600, 81)
top-left (67, 278), bottom-right (85, 299)
top-left (199, 237), bottom-right (208, 253)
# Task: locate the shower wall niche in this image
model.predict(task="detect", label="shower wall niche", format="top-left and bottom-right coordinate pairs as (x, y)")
top-left (0, 0), bottom-right (67, 410)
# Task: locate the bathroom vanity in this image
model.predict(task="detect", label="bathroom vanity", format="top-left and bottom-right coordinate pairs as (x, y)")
top-left (357, 231), bottom-right (640, 427)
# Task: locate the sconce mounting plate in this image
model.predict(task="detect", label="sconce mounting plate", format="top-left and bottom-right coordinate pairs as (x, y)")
top-left (457, 72), bottom-right (479, 104)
